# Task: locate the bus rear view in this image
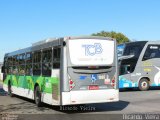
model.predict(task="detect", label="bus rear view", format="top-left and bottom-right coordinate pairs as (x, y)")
top-left (2, 36), bottom-right (118, 106)
top-left (61, 37), bottom-right (119, 105)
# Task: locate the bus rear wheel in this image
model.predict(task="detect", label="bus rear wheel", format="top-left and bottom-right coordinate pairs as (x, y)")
top-left (34, 86), bottom-right (43, 107)
top-left (8, 81), bottom-right (14, 97)
top-left (138, 78), bottom-right (149, 91)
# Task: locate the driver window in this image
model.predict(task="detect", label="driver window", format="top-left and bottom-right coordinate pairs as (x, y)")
top-left (120, 65), bottom-right (131, 75)
top-left (143, 45), bottom-right (160, 61)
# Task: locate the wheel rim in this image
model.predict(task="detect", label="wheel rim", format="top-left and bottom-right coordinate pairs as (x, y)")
top-left (141, 81), bottom-right (148, 89)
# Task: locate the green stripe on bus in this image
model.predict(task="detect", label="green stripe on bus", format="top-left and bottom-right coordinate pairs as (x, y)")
top-left (4, 75), bottom-right (59, 94)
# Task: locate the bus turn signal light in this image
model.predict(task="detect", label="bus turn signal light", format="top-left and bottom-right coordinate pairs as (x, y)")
top-left (69, 79), bottom-right (75, 90)
top-left (111, 77), bottom-right (115, 87)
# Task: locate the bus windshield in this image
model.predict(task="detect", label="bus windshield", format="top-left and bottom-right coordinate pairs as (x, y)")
top-left (119, 41), bottom-right (147, 75)
top-left (68, 39), bottom-right (115, 66)
top-left (117, 44), bottom-right (125, 57)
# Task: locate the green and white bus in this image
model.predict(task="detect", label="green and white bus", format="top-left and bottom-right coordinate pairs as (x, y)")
top-left (2, 36), bottom-right (119, 106)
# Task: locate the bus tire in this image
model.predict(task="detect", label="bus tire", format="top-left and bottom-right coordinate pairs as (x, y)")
top-left (8, 81), bottom-right (14, 97)
top-left (138, 78), bottom-right (149, 91)
top-left (34, 86), bottom-right (43, 107)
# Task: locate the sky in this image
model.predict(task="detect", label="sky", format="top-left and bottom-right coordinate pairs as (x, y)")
top-left (0, 0), bottom-right (160, 61)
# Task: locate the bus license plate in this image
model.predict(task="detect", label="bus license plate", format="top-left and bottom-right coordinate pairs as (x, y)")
top-left (88, 85), bottom-right (99, 90)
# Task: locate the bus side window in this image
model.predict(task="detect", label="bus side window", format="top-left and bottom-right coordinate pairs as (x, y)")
top-left (4, 57), bottom-right (8, 74)
top-left (33, 51), bottom-right (41, 76)
top-left (12, 56), bottom-right (18, 75)
top-left (42, 49), bottom-right (52, 76)
top-left (8, 57), bottom-right (13, 74)
top-left (26, 53), bottom-right (32, 76)
top-left (1, 66), bottom-right (4, 73)
top-left (143, 45), bottom-right (160, 61)
top-left (53, 47), bottom-right (61, 69)
top-left (3, 57), bottom-right (8, 81)
top-left (19, 54), bottom-right (25, 75)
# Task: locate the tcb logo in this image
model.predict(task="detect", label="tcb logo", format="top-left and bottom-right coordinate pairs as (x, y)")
top-left (82, 43), bottom-right (103, 56)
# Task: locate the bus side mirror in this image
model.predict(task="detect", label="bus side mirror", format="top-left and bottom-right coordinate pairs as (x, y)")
top-left (1, 66), bottom-right (4, 73)
top-left (118, 55), bottom-right (135, 61)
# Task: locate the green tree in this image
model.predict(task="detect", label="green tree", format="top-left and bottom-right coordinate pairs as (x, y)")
top-left (92, 31), bottom-right (130, 44)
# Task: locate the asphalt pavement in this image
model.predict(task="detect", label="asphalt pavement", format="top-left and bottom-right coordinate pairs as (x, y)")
top-left (1, 83), bottom-right (160, 120)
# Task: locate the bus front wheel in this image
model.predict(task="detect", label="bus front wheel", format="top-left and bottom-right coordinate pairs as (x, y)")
top-left (34, 86), bottom-right (43, 107)
top-left (138, 78), bottom-right (149, 91)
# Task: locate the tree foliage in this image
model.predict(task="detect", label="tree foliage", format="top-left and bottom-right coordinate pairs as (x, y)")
top-left (92, 31), bottom-right (130, 44)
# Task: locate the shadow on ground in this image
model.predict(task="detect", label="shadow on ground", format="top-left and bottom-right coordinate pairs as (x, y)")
top-left (0, 84), bottom-right (129, 114)
top-left (0, 87), bottom-right (7, 96)
top-left (0, 92), bottom-right (129, 114)
top-left (55, 100), bottom-right (130, 114)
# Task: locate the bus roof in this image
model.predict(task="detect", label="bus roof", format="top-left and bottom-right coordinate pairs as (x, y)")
top-left (66, 36), bottom-right (115, 41)
top-left (118, 41), bottom-right (148, 46)
top-left (5, 38), bottom-right (63, 57)
top-left (5, 36), bottom-right (115, 57)
top-left (119, 41), bottom-right (160, 47)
